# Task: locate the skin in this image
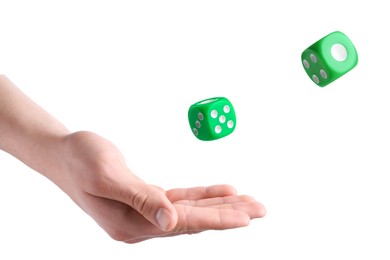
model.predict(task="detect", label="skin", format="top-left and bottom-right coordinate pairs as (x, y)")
top-left (0, 75), bottom-right (266, 243)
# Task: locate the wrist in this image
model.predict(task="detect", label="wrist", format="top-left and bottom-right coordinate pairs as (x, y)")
top-left (0, 75), bottom-right (71, 179)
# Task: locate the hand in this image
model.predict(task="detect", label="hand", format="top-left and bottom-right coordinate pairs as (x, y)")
top-left (0, 76), bottom-right (265, 243)
top-left (56, 131), bottom-right (265, 243)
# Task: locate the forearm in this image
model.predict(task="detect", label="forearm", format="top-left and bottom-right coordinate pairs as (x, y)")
top-left (0, 75), bottom-right (71, 179)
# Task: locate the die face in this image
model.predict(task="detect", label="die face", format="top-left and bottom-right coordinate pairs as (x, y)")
top-left (319, 31), bottom-right (358, 73)
top-left (301, 31), bottom-right (358, 87)
top-left (188, 97), bottom-right (236, 141)
top-left (188, 107), bottom-right (213, 140)
top-left (301, 49), bottom-right (331, 87)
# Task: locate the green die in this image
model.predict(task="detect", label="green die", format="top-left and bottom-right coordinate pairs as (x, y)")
top-left (301, 31), bottom-right (358, 87)
top-left (188, 97), bottom-right (236, 141)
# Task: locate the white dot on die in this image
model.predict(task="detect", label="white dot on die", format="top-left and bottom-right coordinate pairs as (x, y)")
top-left (227, 120), bottom-right (234, 128)
top-left (312, 74), bottom-right (320, 84)
top-left (219, 115), bottom-right (226, 123)
top-left (195, 121), bottom-right (201, 128)
top-left (310, 54), bottom-right (317, 63)
top-left (223, 105), bottom-right (230, 113)
top-left (193, 128), bottom-right (198, 136)
top-left (215, 125), bottom-right (222, 134)
top-left (198, 112), bottom-right (204, 121)
top-left (303, 59), bottom-right (310, 69)
top-left (211, 110), bottom-right (218, 118)
top-left (320, 69), bottom-right (328, 79)
top-left (199, 98), bottom-right (217, 104)
top-left (331, 43), bottom-right (348, 61)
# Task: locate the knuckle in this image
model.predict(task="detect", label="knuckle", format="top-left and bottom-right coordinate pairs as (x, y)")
top-left (131, 190), bottom-right (150, 214)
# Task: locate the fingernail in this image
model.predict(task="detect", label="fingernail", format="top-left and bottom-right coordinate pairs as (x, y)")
top-left (156, 208), bottom-right (171, 231)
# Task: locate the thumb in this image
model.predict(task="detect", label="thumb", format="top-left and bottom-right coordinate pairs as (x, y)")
top-left (115, 179), bottom-right (178, 231)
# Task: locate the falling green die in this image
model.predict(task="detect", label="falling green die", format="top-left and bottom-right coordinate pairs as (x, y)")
top-left (301, 31), bottom-right (358, 87)
top-left (188, 97), bottom-right (236, 141)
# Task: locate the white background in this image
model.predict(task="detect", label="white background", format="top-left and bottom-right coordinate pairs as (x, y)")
top-left (1, 1), bottom-right (389, 259)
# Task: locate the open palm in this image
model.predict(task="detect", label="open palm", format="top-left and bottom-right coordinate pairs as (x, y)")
top-left (57, 131), bottom-right (265, 243)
